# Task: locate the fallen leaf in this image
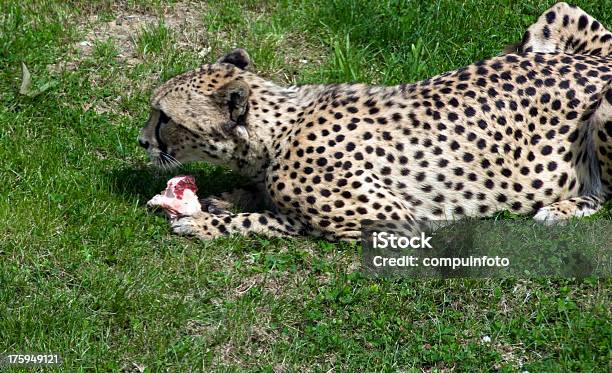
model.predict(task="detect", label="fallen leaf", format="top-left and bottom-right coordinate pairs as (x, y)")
top-left (18, 62), bottom-right (57, 97)
top-left (19, 62), bottom-right (32, 95)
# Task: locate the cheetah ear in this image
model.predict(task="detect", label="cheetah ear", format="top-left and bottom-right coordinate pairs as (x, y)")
top-left (215, 79), bottom-right (250, 121)
top-left (215, 80), bottom-right (250, 140)
top-left (216, 48), bottom-right (251, 70)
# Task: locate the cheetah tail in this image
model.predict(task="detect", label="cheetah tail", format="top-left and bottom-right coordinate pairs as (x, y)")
top-left (504, 2), bottom-right (611, 56)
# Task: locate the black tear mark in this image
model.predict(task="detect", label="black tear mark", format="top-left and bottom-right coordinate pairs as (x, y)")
top-left (159, 110), bottom-right (171, 125)
top-left (155, 110), bottom-right (170, 153)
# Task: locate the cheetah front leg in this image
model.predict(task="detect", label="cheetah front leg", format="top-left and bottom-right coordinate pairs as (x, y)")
top-left (171, 210), bottom-right (304, 239)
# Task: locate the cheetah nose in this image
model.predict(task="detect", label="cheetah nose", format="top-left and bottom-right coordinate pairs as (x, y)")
top-left (138, 137), bottom-right (150, 149)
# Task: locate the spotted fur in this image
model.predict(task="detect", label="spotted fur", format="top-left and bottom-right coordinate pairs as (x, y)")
top-left (505, 2), bottom-right (611, 56)
top-left (139, 3), bottom-right (611, 240)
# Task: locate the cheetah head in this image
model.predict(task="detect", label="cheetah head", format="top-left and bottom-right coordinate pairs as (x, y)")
top-left (138, 49), bottom-right (259, 170)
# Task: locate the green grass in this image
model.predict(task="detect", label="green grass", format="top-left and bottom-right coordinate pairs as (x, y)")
top-left (135, 22), bottom-right (174, 57)
top-left (1, 0), bottom-right (611, 371)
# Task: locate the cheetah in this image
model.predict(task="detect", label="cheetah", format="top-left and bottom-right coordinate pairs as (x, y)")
top-left (138, 2), bottom-right (611, 240)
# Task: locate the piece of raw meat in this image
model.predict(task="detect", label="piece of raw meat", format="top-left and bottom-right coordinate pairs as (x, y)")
top-left (147, 175), bottom-right (201, 219)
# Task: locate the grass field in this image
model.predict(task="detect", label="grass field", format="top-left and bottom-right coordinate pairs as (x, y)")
top-left (1, 0), bottom-right (611, 371)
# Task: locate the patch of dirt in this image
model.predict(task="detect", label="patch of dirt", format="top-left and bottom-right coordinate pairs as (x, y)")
top-left (185, 319), bottom-right (218, 337)
top-left (229, 245), bottom-right (358, 301)
top-left (46, 1), bottom-right (213, 117)
top-left (492, 342), bottom-right (530, 370)
top-left (120, 361), bottom-right (146, 373)
top-left (48, 1), bottom-right (209, 73)
top-left (210, 308), bottom-right (283, 369)
top-left (232, 270), bottom-right (307, 301)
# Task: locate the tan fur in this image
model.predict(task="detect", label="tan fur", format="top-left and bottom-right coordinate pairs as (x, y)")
top-left (139, 4), bottom-right (611, 240)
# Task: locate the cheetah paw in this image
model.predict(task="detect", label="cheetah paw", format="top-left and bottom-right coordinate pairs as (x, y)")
top-left (533, 202), bottom-right (598, 225)
top-left (171, 214), bottom-right (210, 238)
